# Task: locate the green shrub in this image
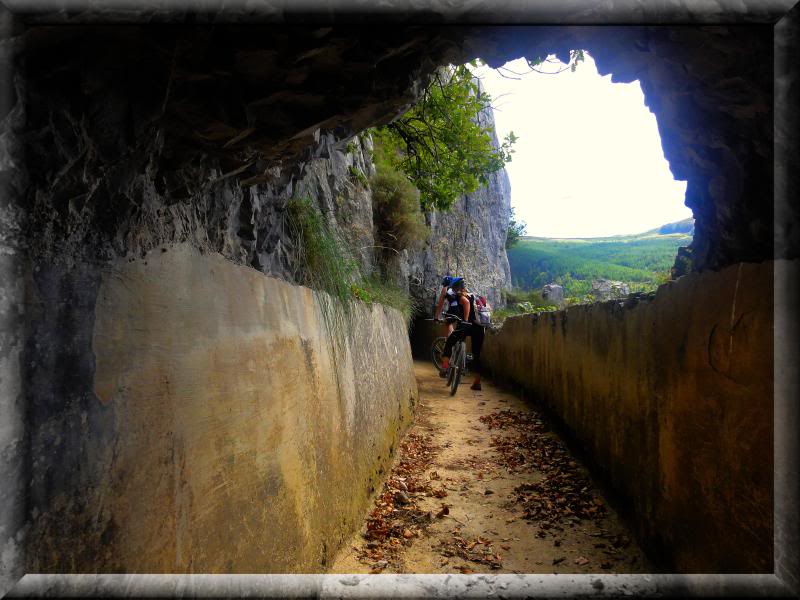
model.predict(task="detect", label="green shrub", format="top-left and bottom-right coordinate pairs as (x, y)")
top-left (503, 288), bottom-right (550, 308)
top-left (492, 288), bottom-right (557, 324)
top-left (493, 303), bottom-right (558, 325)
top-left (371, 142), bottom-right (429, 253)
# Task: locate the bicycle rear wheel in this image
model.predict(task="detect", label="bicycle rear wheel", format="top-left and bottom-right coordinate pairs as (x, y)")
top-left (446, 342), bottom-right (458, 386)
top-left (450, 341), bottom-right (464, 396)
top-left (431, 337), bottom-right (447, 372)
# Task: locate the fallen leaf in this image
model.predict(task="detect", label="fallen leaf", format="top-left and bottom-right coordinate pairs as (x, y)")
top-left (553, 557), bottom-right (566, 565)
top-left (575, 556), bottom-right (589, 566)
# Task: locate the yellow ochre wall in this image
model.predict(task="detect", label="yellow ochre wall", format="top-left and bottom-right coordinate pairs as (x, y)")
top-left (483, 260), bottom-right (776, 573)
top-left (26, 244), bottom-right (417, 573)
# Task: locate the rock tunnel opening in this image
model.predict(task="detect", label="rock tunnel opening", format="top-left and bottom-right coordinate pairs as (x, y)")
top-left (471, 50), bottom-right (696, 307)
top-left (0, 17), bottom-right (787, 588)
top-left (10, 24), bottom-right (775, 279)
top-left (476, 51), bottom-right (692, 240)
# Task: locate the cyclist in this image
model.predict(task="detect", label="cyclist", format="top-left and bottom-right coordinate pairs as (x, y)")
top-left (438, 278), bottom-right (485, 391)
top-left (434, 275), bottom-right (460, 337)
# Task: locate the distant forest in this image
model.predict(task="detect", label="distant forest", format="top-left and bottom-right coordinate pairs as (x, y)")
top-left (507, 219), bottom-right (693, 298)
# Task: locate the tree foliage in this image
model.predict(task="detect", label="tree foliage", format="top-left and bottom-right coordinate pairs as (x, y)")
top-left (506, 207), bottom-right (527, 249)
top-left (372, 64), bottom-right (517, 211)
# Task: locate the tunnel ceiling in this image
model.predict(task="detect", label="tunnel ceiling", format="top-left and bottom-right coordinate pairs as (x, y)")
top-left (10, 23), bottom-right (775, 273)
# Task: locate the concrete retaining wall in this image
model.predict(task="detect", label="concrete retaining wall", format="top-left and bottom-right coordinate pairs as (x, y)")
top-left (482, 260), bottom-right (775, 573)
top-left (22, 244), bottom-right (417, 573)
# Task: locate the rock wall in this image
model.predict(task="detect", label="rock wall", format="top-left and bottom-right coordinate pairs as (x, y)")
top-left (22, 243), bottom-right (417, 574)
top-left (5, 23), bottom-right (785, 281)
top-left (482, 260), bottom-right (777, 573)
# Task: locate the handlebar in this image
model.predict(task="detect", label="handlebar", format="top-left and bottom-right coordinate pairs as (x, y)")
top-left (425, 315), bottom-right (467, 324)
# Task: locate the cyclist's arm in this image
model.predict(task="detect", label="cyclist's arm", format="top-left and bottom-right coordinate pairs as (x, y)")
top-left (434, 287), bottom-right (447, 319)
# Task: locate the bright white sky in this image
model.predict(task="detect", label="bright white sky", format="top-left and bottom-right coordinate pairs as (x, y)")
top-left (471, 54), bottom-right (692, 238)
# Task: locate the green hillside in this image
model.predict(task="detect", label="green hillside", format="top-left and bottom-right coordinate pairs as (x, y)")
top-left (507, 220), bottom-right (692, 299)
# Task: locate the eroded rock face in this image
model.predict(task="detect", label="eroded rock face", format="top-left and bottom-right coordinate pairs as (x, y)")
top-left (590, 279), bottom-right (631, 301)
top-left (1, 23), bottom-right (780, 277)
top-left (542, 284), bottom-right (565, 306)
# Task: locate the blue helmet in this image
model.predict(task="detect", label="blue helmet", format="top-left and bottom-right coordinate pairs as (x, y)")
top-left (450, 277), bottom-right (465, 290)
top-left (441, 275), bottom-right (455, 287)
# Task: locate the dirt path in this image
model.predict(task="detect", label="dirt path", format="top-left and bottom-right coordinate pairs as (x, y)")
top-left (329, 361), bottom-right (653, 575)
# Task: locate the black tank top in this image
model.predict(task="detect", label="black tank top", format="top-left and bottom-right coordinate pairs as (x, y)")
top-left (448, 292), bottom-right (475, 322)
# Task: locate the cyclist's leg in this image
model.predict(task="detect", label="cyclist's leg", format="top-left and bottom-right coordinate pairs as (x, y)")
top-left (441, 323), bottom-right (465, 369)
top-left (440, 317), bottom-right (459, 369)
top-left (469, 324), bottom-right (485, 389)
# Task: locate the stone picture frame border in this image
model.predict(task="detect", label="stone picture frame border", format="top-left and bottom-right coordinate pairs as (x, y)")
top-left (1, 0), bottom-right (797, 597)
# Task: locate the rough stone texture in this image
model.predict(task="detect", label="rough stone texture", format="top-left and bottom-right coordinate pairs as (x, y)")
top-left (5, 573), bottom-right (796, 598)
top-left (774, 260), bottom-right (800, 595)
top-left (406, 86), bottom-right (512, 310)
top-left (542, 284), bottom-right (565, 306)
top-left (2, 23), bottom-right (785, 279)
top-left (775, 6), bottom-right (800, 594)
top-left (23, 243), bottom-right (417, 574)
top-left (590, 279), bottom-right (630, 301)
top-left (294, 133), bottom-right (378, 278)
top-left (0, 252), bottom-right (25, 596)
top-left (482, 260), bottom-right (777, 574)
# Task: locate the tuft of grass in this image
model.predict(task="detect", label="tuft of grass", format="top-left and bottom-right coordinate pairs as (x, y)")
top-left (351, 277), bottom-right (423, 326)
top-left (286, 197), bottom-right (360, 308)
top-left (348, 165), bottom-right (369, 187)
top-left (285, 196), bottom-right (419, 335)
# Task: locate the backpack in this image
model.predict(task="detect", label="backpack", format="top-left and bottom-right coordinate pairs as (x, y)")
top-left (474, 294), bottom-right (492, 325)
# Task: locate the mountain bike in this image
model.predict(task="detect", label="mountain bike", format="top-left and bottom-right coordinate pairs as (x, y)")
top-left (428, 316), bottom-right (469, 396)
top-left (429, 318), bottom-right (470, 372)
